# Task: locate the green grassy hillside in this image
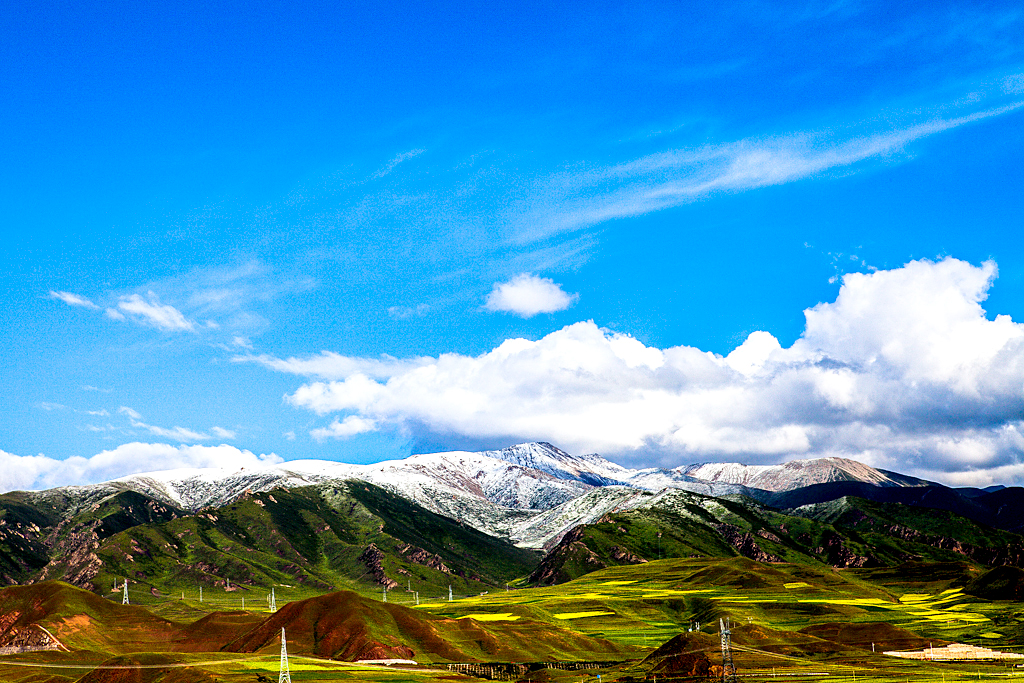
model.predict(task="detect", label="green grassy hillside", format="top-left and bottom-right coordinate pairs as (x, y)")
top-left (88, 483), bottom-right (539, 606)
top-left (529, 490), bottom-right (1024, 585)
top-left (3, 557), bottom-right (1024, 683)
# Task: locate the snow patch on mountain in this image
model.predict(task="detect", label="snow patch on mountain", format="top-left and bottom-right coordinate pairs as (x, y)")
top-left (680, 456), bottom-right (928, 491)
top-left (42, 442), bottom-right (934, 550)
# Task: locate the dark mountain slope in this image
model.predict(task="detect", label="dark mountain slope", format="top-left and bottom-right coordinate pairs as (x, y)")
top-left (530, 488), bottom-right (1024, 585)
top-left (766, 483), bottom-right (997, 525)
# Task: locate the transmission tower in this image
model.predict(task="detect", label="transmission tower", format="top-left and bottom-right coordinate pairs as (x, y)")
top-left (719, 618), bottom-right (737, 683)
top-left (122, 579), bottom-right (129, 605)
top-left (269, 587), bottom-right (277, 612)
top-left (448, 585), bottom-right (453, 602)
top-left (278, 627), bottom-right (292, 683)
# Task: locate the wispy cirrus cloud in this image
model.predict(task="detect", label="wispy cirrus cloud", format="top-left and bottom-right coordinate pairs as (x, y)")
top-left (113, 292), bottom-right (195, 331)
top-left (232, 351), bottom-right (434, 381)
top-left (49, 290), bottom-right (99, 309)
top-left (117, 406), bottom-right (235, 443)
top-left (387, 303), bottom-right (431, 320)
top-left (511, 101), bottom-right (1024, 243)
top-left (373, 148), bottom-right (426, 179)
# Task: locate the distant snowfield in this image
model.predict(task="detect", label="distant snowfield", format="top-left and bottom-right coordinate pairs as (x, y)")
top-left (63, 442), bottom-right (927, 549)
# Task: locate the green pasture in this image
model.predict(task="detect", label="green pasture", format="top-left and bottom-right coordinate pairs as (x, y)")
top-left (0, 651), bottom-right (466, 683)
top-left (6, 557), bottom-right (1024, 682)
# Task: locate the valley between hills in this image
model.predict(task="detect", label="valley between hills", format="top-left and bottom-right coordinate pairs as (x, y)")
top-left (4, 443), bottom-right (1024, 681)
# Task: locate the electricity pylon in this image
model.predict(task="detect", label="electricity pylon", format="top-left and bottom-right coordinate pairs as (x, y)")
top-left (448, 585), bottom-right (453, 602)
top-left (278, 627), bottom-right (291, 683)
top-left (269, 587), bottom-right (277, 612)
top-left (122, 579), bottom-right (129, 605)
top-left (720, 618), bottom-right (737, 683)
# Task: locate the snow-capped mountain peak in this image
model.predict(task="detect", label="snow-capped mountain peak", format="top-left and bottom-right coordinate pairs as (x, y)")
top-left (481, 442), bottom-right (631, 485)
top-left (37, 443), bottom-right (934, 550)
top-left (678, 456), bottom-right (928, 492)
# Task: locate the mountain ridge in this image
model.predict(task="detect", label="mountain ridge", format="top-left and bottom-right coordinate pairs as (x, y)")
top-left (10, 443), bottom-right (948, 552)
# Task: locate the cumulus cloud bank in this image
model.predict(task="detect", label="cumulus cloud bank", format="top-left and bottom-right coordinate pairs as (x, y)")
top-left (485, 273), bottom-right (578, 317)
top-left (266, 258), bottom-right (1024, 485)
top-left (0, 443), bottom-right (282, 493)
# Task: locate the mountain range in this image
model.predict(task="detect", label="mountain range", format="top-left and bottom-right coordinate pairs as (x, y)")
top-left (2, 441), bottom-right (1023, 596)
top-left (36, 442), bottom-right (943, 549)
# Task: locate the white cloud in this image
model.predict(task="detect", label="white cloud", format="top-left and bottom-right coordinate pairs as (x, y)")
top-left (373, 148), bottom-right (426, 179)
top-left (387, 303), bottom-right (431, 319)
top-left (117, 292), bottom-right (194, 331)
top-left (484, 273), bottom-right (578, 317)
top-left (310, 415), bottom-right (378, 441)
top-left (117, 406), bottom-right (221, 442)
top-left (118, 406), bottom-right (143, 420)
top-left (49, 291), bottom-right (99, 309)
top-left (0, 443), bottom-right (282, 493)
top-left (271, 257), bottom-right (1024, 485)
top-left (513, 102), bottom-right (1024, 242)
top-left (104, 308), bottom-right (126, 321)
top-left (232, 351), bottom-right (433, 380)
top-left (232, 336), bottom-right (253, 349)
top-left (132, 422), bottom-right (210, 441)
top-left (211, 426), bottom-right (237, 439)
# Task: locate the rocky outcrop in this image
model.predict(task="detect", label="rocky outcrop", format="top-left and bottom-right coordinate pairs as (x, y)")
top-left (36, 524), bottom-right (102, 589)
top-left (610, 546), bottom-right (647, 564)
top-left (812, 533), bottom-right (876, 568)
top-left (358, 544), bottom-right (400, 589)
top-left (399, 543), bottom-right (452, 574)
top-left (877, 523), bottom-right (1024, 567)
top-left (528, 526), bottom-right (607, 586)
top-left (713, 524), bottom-right (783, 563)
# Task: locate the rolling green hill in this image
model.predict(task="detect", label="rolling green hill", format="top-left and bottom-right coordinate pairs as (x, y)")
top-left (529, 490), bottom-right (1024, 585)
top-left (88, 483), bottom-right (539, 603)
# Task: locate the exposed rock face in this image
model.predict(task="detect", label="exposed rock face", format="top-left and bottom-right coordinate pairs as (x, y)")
top-left (528, 526), bottom-right (607, 586)
top-left (358, 544), bottom-right (400, 589)
top-left (399, 543), bottom-right (452, 574)
top-left (713, 524), bottom-right (783, 563)
top-left (812, 534), bottom-right (875, 568)
top-left (878, 524), bottom-right (1024, 567)
top-left (610, 546), bottom-right (647, 564)
top-left (36, 524), bottom-right (102, 590)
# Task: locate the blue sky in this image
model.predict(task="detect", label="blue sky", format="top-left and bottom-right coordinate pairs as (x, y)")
top-left (3, 0), bottom-right (1024, 489)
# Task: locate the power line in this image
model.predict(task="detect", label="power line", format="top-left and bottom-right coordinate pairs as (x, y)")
top-left (720, 618), bottom-right (737, 683)
top-left (278, 627), bottom-right (292, 683)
